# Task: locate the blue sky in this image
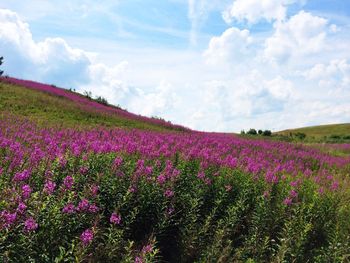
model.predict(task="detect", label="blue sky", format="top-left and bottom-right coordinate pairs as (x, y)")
top-left (0, 0), bottom-right (349, 131)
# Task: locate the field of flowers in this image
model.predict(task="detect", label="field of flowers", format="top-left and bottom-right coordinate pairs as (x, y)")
top-left (1, 78), bottom-right (350, 262)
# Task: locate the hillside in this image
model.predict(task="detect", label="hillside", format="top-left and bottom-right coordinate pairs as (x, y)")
top-left (0, 77), bottom-right (188, 132)
top-left (276, 123), bottom-right (350, 142)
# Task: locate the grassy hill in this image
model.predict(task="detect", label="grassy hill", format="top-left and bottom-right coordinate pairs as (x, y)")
top-left (0, 77), bottom-right (188, 132)
top-left (276, 123), bottom-right (350, 142)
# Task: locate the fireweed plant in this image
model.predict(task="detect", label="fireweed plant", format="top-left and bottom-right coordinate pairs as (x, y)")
top-left (0, 78), bottom-right (350, 262)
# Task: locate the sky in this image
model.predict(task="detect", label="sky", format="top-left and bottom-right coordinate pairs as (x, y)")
top-left (0, 0), bottom-right (349, 132)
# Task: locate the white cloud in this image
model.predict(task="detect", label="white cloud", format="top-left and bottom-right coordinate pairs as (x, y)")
top-left (222, 0), bottom-right (303, 24)
top-left (0, 9), bottom-right (91, 87)
top-left (128, 81), bottom-right (180, 117)
top-left (203, 27), bottom-right (252, 65)
top-left (264, 11), bottom-right (328, 63)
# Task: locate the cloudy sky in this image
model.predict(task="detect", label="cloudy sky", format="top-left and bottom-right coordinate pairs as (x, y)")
top-left (0, 0), bottom-right (349, 132)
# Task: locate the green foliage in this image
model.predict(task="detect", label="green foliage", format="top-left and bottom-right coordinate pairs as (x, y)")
top-left (262, 130), bottom-right (272, 136)
top-left (95, 96), bottom-right (109, 106)
top-left (247, 129), bottom-right (257, 135)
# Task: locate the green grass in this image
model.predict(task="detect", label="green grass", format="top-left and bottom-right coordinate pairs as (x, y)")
top-left (274, 123), bottom-right (350, 143)
top-left (0, 82), bottom-right (179, 132)
top-left (277, 123), bottom-right (350, 138)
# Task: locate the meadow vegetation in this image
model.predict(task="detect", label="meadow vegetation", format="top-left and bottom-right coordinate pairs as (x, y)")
top-left (1, 78), bottom-right (350, 262)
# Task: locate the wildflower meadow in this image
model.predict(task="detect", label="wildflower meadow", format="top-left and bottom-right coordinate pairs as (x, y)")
top-left (1, 78), bottom-right (350, 262)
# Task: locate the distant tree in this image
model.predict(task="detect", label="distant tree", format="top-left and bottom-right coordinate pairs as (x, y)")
top-left (151, 116), bottom-right (166, 122)
top-left (95, 96), bottom-right (109, 106)
top-left (0, 56), bottom-right (4, 76)
top-left (240, 130), bottom-right (246, 135)
top-left (262, 130), bottom-right (272, 136)
top-left (83, 91), bottom-right (92, 100)
top-left (295, 132), bottom-right (306, 140)
top-left (258, 129), bottom-right (263, 135)
top-left (247, 128), bottom-right (257, 135)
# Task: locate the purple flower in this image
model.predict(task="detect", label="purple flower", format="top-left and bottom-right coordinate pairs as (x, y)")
top-left (80, 229), bottom-right (94, 246)
top-left (17, 202), bottom-right (27, 214)
top-left (79, 166), bottom-right (88, 175)
top-left (62, 203), bottom-right (76, 214)
top-left (1, 210), bottom-right (17, 227)
top-left (13, 170), bottom-right (31, 182)
top-left (110, 212), bottom-right (121, 225)
top-left (21, 184), bottom-right (32, 199)
top-left (289, 189), bottom-right (298, 198)
top-left (113, 157), bottom-right (123, 168)
top-left (142, 244), bottom-right (153, 254)
top-left (157, 174), bottom-right (166, 185)
top-left (164, 189), bottom-right (174, 198)
top-left (77, 199), bottom-right (90, 212)
top-left (88, 204), bottom-right (99, 213)
top-left (283, 197), bottom-right (293, 206)
top-left (24, 217), bottom-right (38, 232)
top-left (134, 256), bottom-right (143, 263)
top-left (90, 184), bottom-right (99, 196)
top-left (318, 187), bottom-right (325, 195)
top-left (263, 191), bottom-right (270, 199)
top-left (197, 171), bottom-right (205, 179)
top-left (44, 180), bottom-right (56, 195)
top-left (63, 176), bottom-right (74, 190)
top-left (331, 181), bottom-right (339, 191)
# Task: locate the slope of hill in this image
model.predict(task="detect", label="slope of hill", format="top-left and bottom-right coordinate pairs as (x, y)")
top-left (276, 123), bottom-right (350, 142)
top-left (0, 77), bottom-right (188, 132)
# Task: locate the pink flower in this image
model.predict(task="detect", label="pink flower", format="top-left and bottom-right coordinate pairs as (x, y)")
top-left (88, 204), bottom-right (99, 213)
top-left (283, 197), bottom-right (293, 206)
top-left (1, 211), bottom-right (17, 228)
top-left (110, 212), bottom-right (121, 225)
top-left (164, 189), bottom-right (174, 198)
top-left (62, 203), bottom-right (75, 214)
top-left (331, 181), bottom-right (339, 191)
top-left (289, 189), bottom-right (298, 198)
top-left (318, 187), bottom-right (325, 195)
top-left (17, 202), bottom-right (27, 214)
top-left (157, 174), bottom-right (166, 185)
top-left (63, 176), bottom-right (74, 190)
top-left (77, 199), bottom-right (90, 212)
top-left (113, 157), bottom-right (123, 168)
top-left (21, 184), bottom-right (32, 199)
top-left (80, 229), bottom-right (94, 246)
top-left (90, 184), bottom-right (99, 196)
top-left (142, 244), bottom-right (153, 254)
top-left (134, 256), bottom-right (143, 263)
top-left (263, 191), bottom-right (270, 199)
top-left (24, 217), bottom-right (38, 232)
top-left (13, 170), bottom-right (31, 182)
top-left (44, 180), bottom-right (56, 195)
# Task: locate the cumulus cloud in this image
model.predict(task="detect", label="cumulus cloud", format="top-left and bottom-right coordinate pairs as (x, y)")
top-left (203, 27), bottom-right (252, 65)
top-left (222, 0), bottom-right (303, 24)
top-left (128, 81), bottom-right (180, 117)
top-left (264, 11), bottom-right (328, 63)
top-left (0, 9), bottom-right (91, 87)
